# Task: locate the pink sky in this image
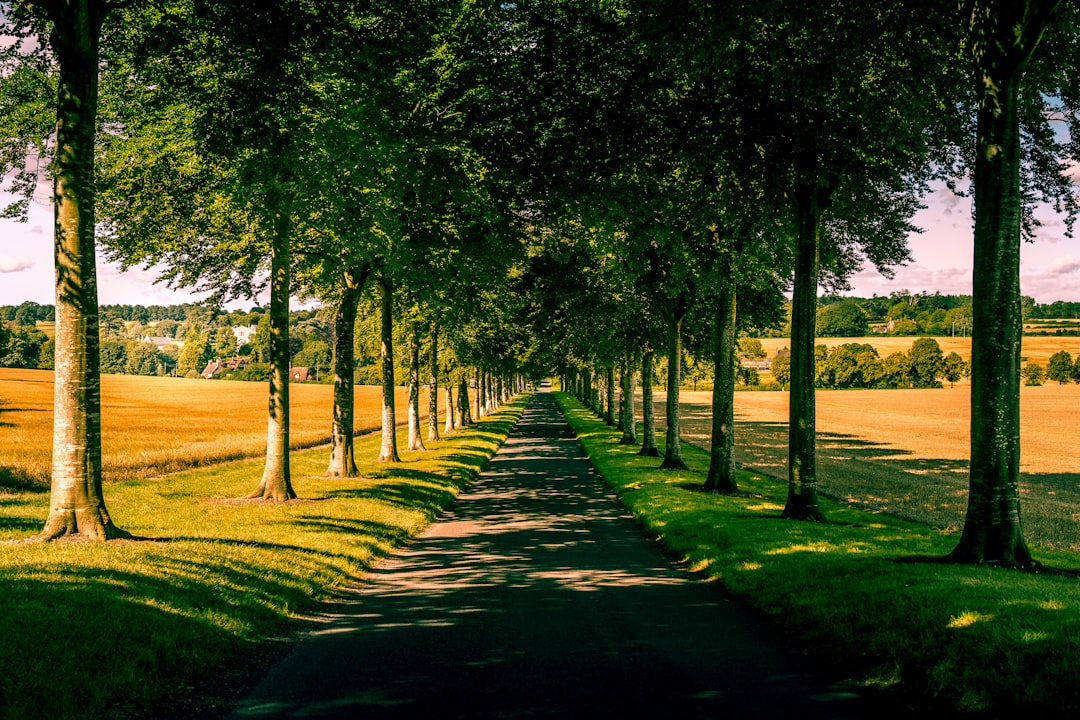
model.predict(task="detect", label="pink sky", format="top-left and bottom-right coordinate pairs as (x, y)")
top-left (2, 185), bottom-right (1079, 308)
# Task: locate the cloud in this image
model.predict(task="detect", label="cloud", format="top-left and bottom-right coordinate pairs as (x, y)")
top-left (29, 224), bottom-right (43, 235)
top-left (1046, 255), bottom-right (1080, 276)
top-left (0, 255), bottom-right (34, 273)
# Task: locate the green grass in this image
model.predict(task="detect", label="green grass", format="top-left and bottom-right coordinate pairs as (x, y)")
top-left (0, 395), bottom-right (529, 720)
top-left (554, 392), bottom-right (1080, 716)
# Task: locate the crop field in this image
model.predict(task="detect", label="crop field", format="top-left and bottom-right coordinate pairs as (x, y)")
top-left (665, 385), bottom-right (1080, 552)
top-left (752, 334), bottom-right (1080, 367)
top-left (0, 369), bottom-right (438, 487)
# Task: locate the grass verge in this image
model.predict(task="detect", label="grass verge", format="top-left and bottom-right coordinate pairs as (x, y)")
top-left (555, 392), bottom-right (1080, 716)
top-left (0, 393), bottom-right (529, 720)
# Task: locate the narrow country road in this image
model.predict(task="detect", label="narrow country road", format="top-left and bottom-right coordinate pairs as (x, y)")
top-left (230, 390), bottom-right (896, 719)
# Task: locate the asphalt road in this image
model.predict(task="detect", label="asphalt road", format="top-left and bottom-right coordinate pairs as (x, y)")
top-left (230, 390), bottom-right (896, 719)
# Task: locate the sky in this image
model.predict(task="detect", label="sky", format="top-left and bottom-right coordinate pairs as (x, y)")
top-left (2, 184), bottom-right (1080, 308)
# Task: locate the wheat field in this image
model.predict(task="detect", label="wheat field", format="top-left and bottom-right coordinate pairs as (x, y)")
top-left (0, 369), bottom-right (438, 486)
top-left (667, 385), bottom-right (1080, 551)
top-left (753, 335), bottom-right (1080, 367)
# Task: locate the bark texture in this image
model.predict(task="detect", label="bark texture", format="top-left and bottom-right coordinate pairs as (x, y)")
top-left (39, 1), bottom-right (129, 540)
top-left (249, 187), bottom-right (296, 501)
top-left (327, 281), bottom-right (361, 477)
top-left (378, 279), bottom-right (401, 462)
top-left (407, 323), bottom-right (426, 452)
top-left (604, 365), bottom-right (616, 426)
top-left (458, 376), bottom-right (472, 426)
top-left (782, 185), bottom-right (825, 521)
top-left (618, 356), bottom-right (637, 446)
top-left (428, 323), bottom-right (440, 442)
top-left (704, 283), bottom-right (738, 494)
top-left (949, 1), bottom-right (1059, 566)
top-left (638, 350), bottom-right (659, 457)
top-left (444, 385), bottom-right (455, 434)
top-left (661, 311), bottom-right (689, 470)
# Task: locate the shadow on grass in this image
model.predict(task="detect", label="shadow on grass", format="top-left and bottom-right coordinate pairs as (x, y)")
top-left (0, 535), bottom-right (374, 720)
top-left (0, 466), bottom-right (48, 493)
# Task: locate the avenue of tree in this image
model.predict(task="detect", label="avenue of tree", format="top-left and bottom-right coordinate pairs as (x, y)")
top-left (2, 1), bottom-right (1079, 571)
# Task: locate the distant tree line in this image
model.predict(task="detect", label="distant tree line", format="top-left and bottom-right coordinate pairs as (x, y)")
top-left (812, 292), bottom-right (1080, 338)
top-left (0, 300), bottom-right (434, 385)
top-left (1022, 350), bottom-right (1080, 387)
top-left (765, 338), bottom-right (968, 390)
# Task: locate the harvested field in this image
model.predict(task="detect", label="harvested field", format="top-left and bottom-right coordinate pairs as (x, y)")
top-left (0, 368), bottom-right (438, 487)
top-left (657, 385), bottom-right (1080, 552)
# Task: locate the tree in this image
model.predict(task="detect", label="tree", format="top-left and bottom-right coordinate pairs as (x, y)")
top-left (770, 354), bottom-right (791, 389)
top-left (738, 337), bottom-right (765, 358)
top-left (949, 1), bottom-right (1079, 567)
top-left (1, 0), bottom-right (131, 540)
top-left (1046, 350), bottom-right (1073, 384)
top-left (908, 337), bottom-right (945, 388)
top-left (943, 351), bottom-right (970, 387)
top-left (125, 341), bottom-right (159, 376)
top-left (376, 278), bottom-right (401, 463)
top-left (1022, 362), bottom-right (1045, 386)
top-left (177, 324), bottom-right (209, 377)
top-left (816, 301), bottom-right (870, 337)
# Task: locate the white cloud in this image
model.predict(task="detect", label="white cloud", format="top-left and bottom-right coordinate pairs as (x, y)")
top-left (1046, 255), bottom-right (1080, 276)
top-left (0, 255), bottom-right (34, 273)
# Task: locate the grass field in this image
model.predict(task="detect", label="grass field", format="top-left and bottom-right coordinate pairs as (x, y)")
top-left (558, 392), bottom-right (1080, 715)
top-left (0, 368), bottom-right (437, 488)
top-left (752, 334), bottom-right (1080, 367)
top-left (668, 385), bottom-right (1080, 551)
top-left (0, 391), bottom-right (527, 720)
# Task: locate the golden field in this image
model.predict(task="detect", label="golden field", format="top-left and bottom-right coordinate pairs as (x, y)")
top-left (667, 385), bottom-right (1080, 551)
top-left (0, 369), bottom-right (439, 486)
top-left (753, 334), bottom-right (1080, 367)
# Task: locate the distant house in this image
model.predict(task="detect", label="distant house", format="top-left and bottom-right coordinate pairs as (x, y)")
top-left (201, 357), bottom-right (249, 378)
top-left (201, 359), bottom-right (224, 379)
top-left (232, 324), bottom-right (258, 347)
top-left (290, 367), bottom-right (310, 382)
top-left (871, 319), bottom-right (895, 335)
top-left (142, 336), bottom-right (176, 349)
top-left (741, 356), bottom-right (772, 370)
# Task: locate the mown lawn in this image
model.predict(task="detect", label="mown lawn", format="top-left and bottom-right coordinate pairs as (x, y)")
top-left (555, 392), bottom-right (1080, 716)
top-left (0, 394), bottom-right (528, 720)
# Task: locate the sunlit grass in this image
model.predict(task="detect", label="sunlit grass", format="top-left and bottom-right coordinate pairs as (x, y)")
top-left (556, 391), bottom-right (1080, 715)
top-left (0, 393), bottom-right (527, 720)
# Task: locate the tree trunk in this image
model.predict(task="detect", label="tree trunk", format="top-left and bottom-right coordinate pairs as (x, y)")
top-left (949, 2), bottom-right (1057, 566)
top-left (704, 282), bottom-right (738, 494)
top-left (618, 355), bottom-right (637, 445)
top-left (458, 376), bottom-right (472, 426)
top-left (638, 350), bottom-right (659, 456)
top-left (249, 186), bottom-right (296, 501)
top-left (378, 279), bottom-right (401, 462)
top-left (661, 308), bottom-right (689, 470)
top-left (477, 369), bottom-right (486, 418)
top-left (782, 184), bottom-right (825, 521)
top-left (604, 364), bottom-right (616, 426)
top-left (39, 2), bottom-right (128, 540)
top-left (327, 280), bottom-right (361, 477)
top-left (407, 322), bottom-right (425, 452)
top-left (444, 384), bottom-right (455, 434)
top-left (428, 322), bottom-right (440, 442)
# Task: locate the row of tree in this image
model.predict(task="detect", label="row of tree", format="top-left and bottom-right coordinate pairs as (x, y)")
top-left (2, 1), bottom-right (1078, 575)
top-left (499, 0), bottom-right (1080, 570)
top-left (0, 0), bottom-right (552, 540)
top-left (770, 339), bottom-right (970, 391)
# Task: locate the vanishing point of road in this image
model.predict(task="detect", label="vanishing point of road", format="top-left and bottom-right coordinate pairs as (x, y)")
top-left (231, 390), bottom-right (901, 719)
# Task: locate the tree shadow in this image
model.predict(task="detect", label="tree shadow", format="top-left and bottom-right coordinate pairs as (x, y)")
top-left (0, 467), bottom-right (48, 493)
